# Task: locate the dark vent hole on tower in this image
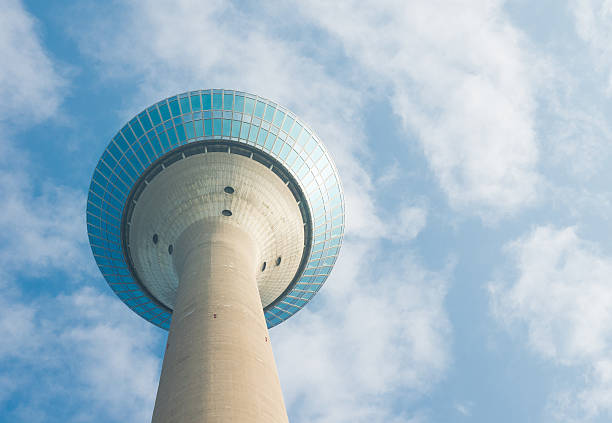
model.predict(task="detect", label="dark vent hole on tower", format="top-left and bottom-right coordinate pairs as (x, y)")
top-left (152, 234), bottom-right (158, 244)
top-left (222, 209), bottom-right (232, 216)
top-left (168, 244), bottom-right (173, 255)
top-left (224, 186), bottom-right (235, 194)
top-left (275, 256), bottom-right (282, 266)
top-left (261, 262), bottom-right (267, 272)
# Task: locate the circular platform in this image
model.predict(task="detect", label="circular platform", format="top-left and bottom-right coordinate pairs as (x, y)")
top-left (86, 89), bottom-right (345, 329)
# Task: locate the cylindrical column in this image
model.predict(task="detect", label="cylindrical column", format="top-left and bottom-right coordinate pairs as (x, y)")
top-left (151, 221), bottom-right (289, 423)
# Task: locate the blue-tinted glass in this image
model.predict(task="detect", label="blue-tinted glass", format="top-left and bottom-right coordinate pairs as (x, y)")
top-left (244, 98), bottom-right (255, 114)
top-left (139, 113), bottom-right (152, 132)
top-left (142, 139), bottom-right (156, 162)
top-left (159, 102), bottom-right (171, 121)
top-left (286, 149), bottom-right (298, 166)
top-left (292, 156), bottom-right (304, 172)
top-left (231, 120), bottom-right (241, 137)
top-left (204, 119), bottom-right (212, 136)
top-left (213, 93), bottom-right (222, 109)
top-left (202, 93), bottom-right (211, 110)
top-left (234, 95), bottom-right (245, 112)
top-left (222, 119), bottom-right (231, 136)
top-left (280, 143), bottom-right (291, 160)
top-left (272, 140), bottom-right (283, 155)
top-left (195, 120), bottom-right (203, 137)
top-left (176, 124), bottom-right (187, 143)
top-left (254, 101), bottom-right (265, 118)
top-left (298, 130), bottom-right (310, 146)
top-left (108, 141), bottom-right (121, 160)
top-left (158, 131), bottom-right (171, 150)
top-left (213, 119), bottom-right (222, 135)
top-left (248, 126), bottom-right (258, 142)
top-left (264, 105), bottom-right (275, 122)
top-left (310, 146), bottom-right (323, 162)
top-left (167, 128), bottom-right (178, 146)
top-left (290, 122), bottom-right (302, 140)
top-left (114, 134), bottom-right (128, 152)
top-left (264, 132), bottom-right (276, 150)
top-left (256, 129), bottom-right (268, 146)
top-left (169, 99), bottom-right (180, 116)
top-left (179, 97), bottom-right (190, 113)
top-left (149, 107), bottom-right (161, 125)
top-left (122, 126), bottom-right (136, 145)
top-left (282, 115), bottom-right (294, 132)
top-left (190, 94), bottom-right (201, 111)
top-left (184, 121), bottom-right (195, 139)
top-left (273, 110), bottom-right (285, 127)
top-left (240, 123), bottom-right (250, 139)
top-left (223, 93), bottom-right (233, 110)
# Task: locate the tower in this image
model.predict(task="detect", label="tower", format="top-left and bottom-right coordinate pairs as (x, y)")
top-left (86, 90), bottom-right (345, 421)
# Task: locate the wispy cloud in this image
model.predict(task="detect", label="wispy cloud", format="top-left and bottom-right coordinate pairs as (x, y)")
top-left (0, 0), bottom-right (66, 126)
top-left (296, 0), bottom-right (541, 219)
top-left (490, 226), bottom-right (612, 421)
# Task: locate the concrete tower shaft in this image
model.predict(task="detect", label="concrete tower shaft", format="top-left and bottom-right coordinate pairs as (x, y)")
top-left (151, 222), bottom-right (288, 422)
top-left (129, 152), bottom-right (302, 421)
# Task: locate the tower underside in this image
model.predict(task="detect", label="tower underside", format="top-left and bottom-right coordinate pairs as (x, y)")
top-left (129, 152), bottom-right (303, 422)
top-left (152, 222), bottom-right (288, 422)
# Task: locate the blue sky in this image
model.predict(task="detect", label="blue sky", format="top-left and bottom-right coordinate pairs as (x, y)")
top-left (2, 0), bottom-right (612, 422)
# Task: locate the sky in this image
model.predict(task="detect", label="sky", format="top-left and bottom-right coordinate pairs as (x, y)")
top-left (2, 0), bottom-right (612, 422)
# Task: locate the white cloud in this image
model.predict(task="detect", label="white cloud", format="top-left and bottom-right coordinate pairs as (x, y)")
top-left (0, 0), bottom-right (66, 125)
top-left (297, 0), bottom-right (541, 218)
top-left (490, 226), bottom-right (612, 421)
top-left (0, 287), bottom-right (161, 423)
top-left (274, 239), bottom-right (451, 423)
top-left (571, 0), bottom-right (612, 95)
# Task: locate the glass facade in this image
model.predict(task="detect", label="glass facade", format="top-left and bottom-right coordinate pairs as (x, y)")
top-left (87, 89), bottom-right (345, 330)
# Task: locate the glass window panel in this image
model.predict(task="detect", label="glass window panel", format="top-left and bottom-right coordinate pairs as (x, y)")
top-left (130, 118), bottom-right (144, 138)
top-left (280, 143), bottom-right (291, 160)
top-left (213, 119), bottom-right (222, 135)
top-left (134, 145), bottom-right (149, 167)
top-left (240, 122), bottom-right (250, 139)
top-left (148, 106), bottom-right (162, 125)
top-left (176, 124), bottom-right (187, 143)
top-left (158, 102), bottom-right (171, 121)
top-left (195, 120), bottom-right (203, 137)
top-left (292, 156), bottom-right (305, 172)
top-left (264, 105), bottom-right (275, 122)
top-left (213, 93), bottom-right (222, 109)
top-left (311, 146), bottom-right (323, 163)
top-left (121, 127), bottom-right (136, 145)
top-left (202, 93), bottom-right (212, 110)
top-left (234, 95), bottom-right (245, 112)
top-left (286, 149), bottom-right (298, 166)
top-left (256, 128), bottom-right (268, 146)
top-left (298, 130), bottom-right (310, 146)
top-left (290, 122), bottom-right (302, 140)
top-left (272, 140), bottom-right (283, 155)
top-left (158, 131), bottom-right (171, 150)
top-left (244, 97), bottom-right (255, 115)
top-left (169, 99), bottom-right (180, 116)
top-left (297, 164), bottom-right (309, 179)
top-left (179, 97), bottom-right (190, 113)
top-left (184, 121), bottom-right (195, 139)
top-left (282, 115), bottom-right (294, 132)
top-left (141, 140), bottom-right (155, 163)
top-left (113, 134), bottom-right (128, 153)
top-left (248, 126), bottom-right (258, 143)
top-left (264, 132), bottom-right (276, 150)
top-left (204, 119), bottom-right (212, 136)
top-left (222, 119), bottom-right (231, 136)
top-left (166, 128), bottom-right (178, 146)
top-left (273, 110), bottom-right (285, 127)
top-left (190, 94), bottom-right (201, 111)
top-left (254, 101), bottom-right (265, 118)
top-left (231, 120), bottom-right (241, 137)
top-left (223, 93), bottom-right (233, 110)
top-left (139, 112), bottom-right (152, 131)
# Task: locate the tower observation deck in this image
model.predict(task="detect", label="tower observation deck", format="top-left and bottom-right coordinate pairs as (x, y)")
top-left (86, 89), bottom-right (345, 422)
